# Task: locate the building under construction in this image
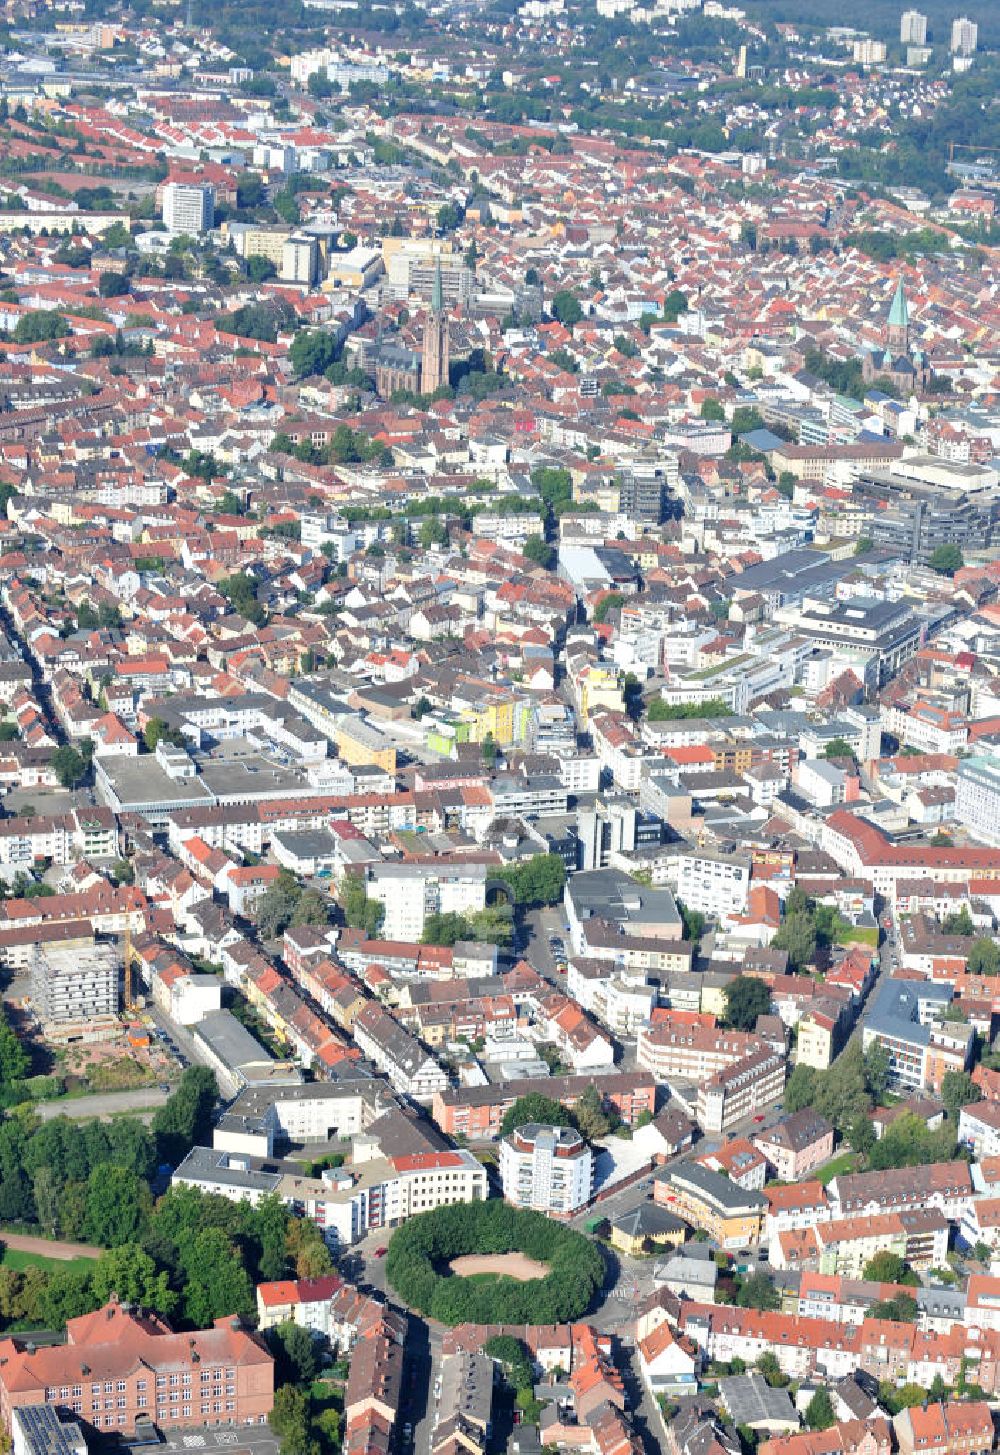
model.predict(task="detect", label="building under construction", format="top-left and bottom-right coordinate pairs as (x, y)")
top-left (30, 943), bottom-right (120, 1041)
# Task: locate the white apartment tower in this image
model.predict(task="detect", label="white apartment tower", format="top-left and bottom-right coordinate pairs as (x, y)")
top-left (950, 16), bottom-right (977, 53)
top-left (499, 1123), bottom-right (593, 1216)
top-left (900, 9), bottom-right (927, 44)
top-left (162, 182), bottom-right (215, 235)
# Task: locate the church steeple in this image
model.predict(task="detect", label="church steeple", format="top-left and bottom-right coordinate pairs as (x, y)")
top-left (887, 277), bottom-right (909, 354)
top-left (421, 261), bottom-right (449, 395)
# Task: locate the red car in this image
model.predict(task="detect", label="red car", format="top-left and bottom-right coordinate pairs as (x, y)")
top-left (753, 1114), bottom-right (765, 1123)
top-left (373, 1246), bottom-right (388, 1257)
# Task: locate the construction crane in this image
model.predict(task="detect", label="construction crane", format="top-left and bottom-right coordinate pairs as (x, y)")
top-left (123, 915), bottom-right (134, 1013)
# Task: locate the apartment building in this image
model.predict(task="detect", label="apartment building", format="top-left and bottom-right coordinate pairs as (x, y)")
top-left (956, 757), bottom-right (1000, 847)
top-left (675, 851), bottom-right (752, 918)
top-left (431, 1070), bottom-right (656, 1140)
top-left (0, 808), bottom-right (118, 866)
top-left (0, 1298), bottom-right (273, 1434)
top-left (829, 1162), bottom-right (974, 1221)
top-left (173, 1144), bottom-right (486, 1247)
top-left (655, 1163), bottom-right (767, 1249)
top-left (753, 1111), bottom-right (834, 1182)
top-left (959, 1101), bottom-right (1000, 1160)
top-left (161, 181), bottom-right (214, 234)
top-left (365, 862), bottom-right (488, 943)
top-left (30, 943), bottom-right (119, 1037)
top-left (861, 978), bottom-right (972, 1093)
top-left (637, 1024), bottom-right (768, 1081)
top-left (499, 1123), bottom-right (594, 1215)
top-left (352, 1005), bottom-right (448, 1102)
top-left (696, 1046), bottom-right (786, 1134)
top-left (893, 1401), bottom-right (993, 1455)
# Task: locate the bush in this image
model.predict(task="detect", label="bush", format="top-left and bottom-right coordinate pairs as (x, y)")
top-left (385, 1202), bottom-right (604, 1325)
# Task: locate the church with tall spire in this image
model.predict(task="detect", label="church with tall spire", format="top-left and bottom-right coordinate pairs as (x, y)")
top-left (420, 261), bottom-right (450, 395)
top-left (862, 276), bottom-right (930, 392)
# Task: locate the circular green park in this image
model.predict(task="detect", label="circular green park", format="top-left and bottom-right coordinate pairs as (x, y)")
top-left (385, 1201), bottom-right (605, 1325)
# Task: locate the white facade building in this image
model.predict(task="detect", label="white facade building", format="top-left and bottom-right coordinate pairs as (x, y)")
top-left (162, 182), bottom-right (214, 235)
top-left (499, 1123), bottom-right (593, 1215)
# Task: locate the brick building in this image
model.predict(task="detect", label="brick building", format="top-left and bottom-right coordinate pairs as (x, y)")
top-left (0, 1298), bottom-right (273, 1436)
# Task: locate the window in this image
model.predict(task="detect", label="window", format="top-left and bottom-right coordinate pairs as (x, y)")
top-left (117, 1381), bottom-right (126, 1392)
top-left (118, 1398), bottom-right (127, 1410)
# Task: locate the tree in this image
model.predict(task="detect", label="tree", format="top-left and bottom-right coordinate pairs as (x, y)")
top-left (592, 591), bottom-right (624, 624)
top-left (50, 745), bottom-right (87, 788)
top-left (773, 910), bottom-right (817, 972)
top-left (0, 1008), bottom-right (28, 1086)
top-left (270, 1386), bottom-right (314, 1455)
top-left (269, 1320), bottom-right (318, 1386)
top-left (256, 871), bottom-right (303, 939)
top-left (941, 1070), bottom-right (980, 1118)
top-left (700, 398), bottom-right (725, 421)
top-left (180, 1226), bottom-right (254, 1327)
top-left (677, 901), bottom-right (706, 948)
top-left (14, 311), bottom-right (69, 344)
top-left (340, 873), bottom-right (384, 937)
top-left (823, 738), bottom-right (854, 760)
top-left (98, 271), bottom-right (130, 297)
top-left (723, 976), bottom-right (771, 1031)
top-left (247, 255), bottom-right (277, 283)
top-left (806, 1390), bottom-right (835, 1431)
top-left (437, 201), bottom-right (464, 232)
top-left (863, 1250), bottom-right (907, 1284)
top-left (929, 544), bottom-right (963, 576)
top-left (290, 889), bottom-right (328, 929)
top-left (574, 1085), bottom-right (613, 1139)
top-left (756, 1352), bottom-right (787, 1388)
top-left (969, 938), bottom-right (1000, 977)
top-left (219, 571), bottom-right (266, 627)
top-left (289, 329), bottom-right (339, 379)
top-left (867, 1113), bottom-right (956, 1172)
top-left (810, 1043), bottom-right (872, 1133)
top-left (144, 717), bottom-right (186, 752)
top-left (91, 1243), bottom-right (176, 1314)
top-left (523, 535), bottom-right (555, 570)
top-left (866, 1295), bottom-right (918, 1323)
top-left (152, 1066), bottom-right (218, 1165)
top-left (500, 1094), bottom-right (574, 1138)
top-left (83, 1164), bottom-right (151, 1247)
top-left (736, 1271), bottom-right (779, 1311)
top-left (943, 907), bottom-right (975, 936)
top-left (785, 1062), bottom-right (817, 1112)
top-left (550, 290), bottom-right (583, 327)
top-left (495, 853), bottom-right (566, 908)
top-left (863, 1042), bottom-right (891, 1104)
top-left (286, 1217), bottom-right (334, 1279)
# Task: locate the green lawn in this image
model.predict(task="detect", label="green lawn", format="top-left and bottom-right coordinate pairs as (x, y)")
top-left (1, 1248), bottom-right (97, 1275)
top-left (815, 1152), bottom-right (857, 1186)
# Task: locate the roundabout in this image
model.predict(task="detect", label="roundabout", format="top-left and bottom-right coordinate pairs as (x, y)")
top-left (385, 1200), bottom-right (605, 1326)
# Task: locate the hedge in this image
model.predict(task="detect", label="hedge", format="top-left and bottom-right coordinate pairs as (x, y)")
top-left (385, 1201), bottom-right (604, 1325)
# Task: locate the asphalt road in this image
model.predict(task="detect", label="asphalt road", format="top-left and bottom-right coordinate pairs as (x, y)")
top-left (36, 1086), bottom-right (171, 1121)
